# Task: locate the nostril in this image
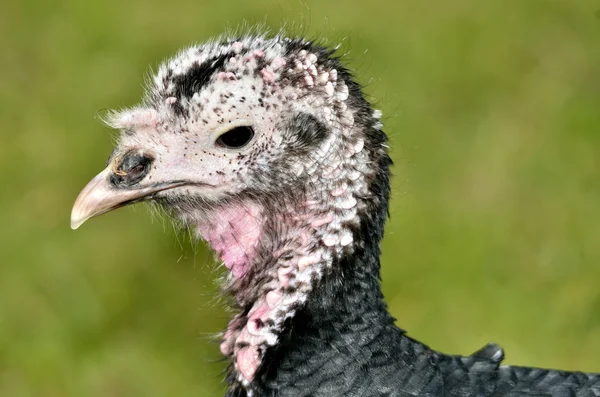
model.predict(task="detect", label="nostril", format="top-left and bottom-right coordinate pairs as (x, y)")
top-left (110, 152), bottom-right (153, 188)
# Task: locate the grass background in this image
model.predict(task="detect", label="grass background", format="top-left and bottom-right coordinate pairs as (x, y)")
top-left (1, 0), bottom-right (600, 395)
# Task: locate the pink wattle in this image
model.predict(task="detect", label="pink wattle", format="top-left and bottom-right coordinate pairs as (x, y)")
top-left (196, 202), bottom-right (262, 279)
top-left (237, 345), bottom-right (260, 381)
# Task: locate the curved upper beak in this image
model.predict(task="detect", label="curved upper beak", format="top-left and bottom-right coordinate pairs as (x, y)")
top-left (70, 167), bottom-right (186, 230)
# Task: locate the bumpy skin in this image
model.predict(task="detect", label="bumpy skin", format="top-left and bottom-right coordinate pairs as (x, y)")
top-left (91, 34), bottom-right (599, 396)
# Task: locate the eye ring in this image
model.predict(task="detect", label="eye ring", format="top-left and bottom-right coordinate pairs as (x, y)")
top-left (215, 126), bottom-right (255, 149)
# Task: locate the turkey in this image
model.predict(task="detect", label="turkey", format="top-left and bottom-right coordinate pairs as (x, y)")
top-left (70, 33), bottom-right (599, 397)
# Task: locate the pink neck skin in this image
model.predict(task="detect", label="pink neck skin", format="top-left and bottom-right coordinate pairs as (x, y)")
top-left (198, 199), bottom-right (337, 385)
top-left (194, 200), bottom-right (272, 383)
top-left (196, 201), bottom-right (263, 279)
top-left (194, 198), bottom-right (327, 385)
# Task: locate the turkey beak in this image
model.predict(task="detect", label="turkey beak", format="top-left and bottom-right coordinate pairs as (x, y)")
top-left (70, 167), bottom-right (186, 230)
top-left (71, 167), bottom-right (143, 230)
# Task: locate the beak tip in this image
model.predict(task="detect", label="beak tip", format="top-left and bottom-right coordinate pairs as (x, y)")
top-left (70, 210), bottom-right (86, 230)
top-left (70, 167), bottom-right (112, 231)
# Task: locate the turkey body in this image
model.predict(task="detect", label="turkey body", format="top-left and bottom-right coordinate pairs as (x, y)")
top-left (243, 275), bottom-right (600, 397)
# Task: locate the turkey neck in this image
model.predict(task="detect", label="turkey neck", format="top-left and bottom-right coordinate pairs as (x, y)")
top-left (222, 226), bottom-right (410, 397)
top-left (276, 227), bottom-right (402, 360)
top-left (247, 149), bottom-right (413, 394)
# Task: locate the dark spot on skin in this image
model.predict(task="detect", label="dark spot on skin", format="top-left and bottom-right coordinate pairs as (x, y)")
top-left (286, 113), bottom-right (331, 153)
top-left (171, 101), bottom-right (185, 116)
top-left (171, 53), bottom-right (232, 116)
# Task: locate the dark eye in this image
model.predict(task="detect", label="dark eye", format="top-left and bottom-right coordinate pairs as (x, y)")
top-left (216, 126), bottom-right (255, 149)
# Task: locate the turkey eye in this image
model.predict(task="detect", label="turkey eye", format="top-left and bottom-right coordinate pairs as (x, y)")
top-left (216, 126), bottom-right (255, 149)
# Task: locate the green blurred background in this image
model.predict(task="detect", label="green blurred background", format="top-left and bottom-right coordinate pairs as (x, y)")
top-left (2, 0), bottom-right (600, 395)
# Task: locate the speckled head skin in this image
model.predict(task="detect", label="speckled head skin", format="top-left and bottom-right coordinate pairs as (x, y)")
top-left (72, 33), bottom-right (391, 394)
